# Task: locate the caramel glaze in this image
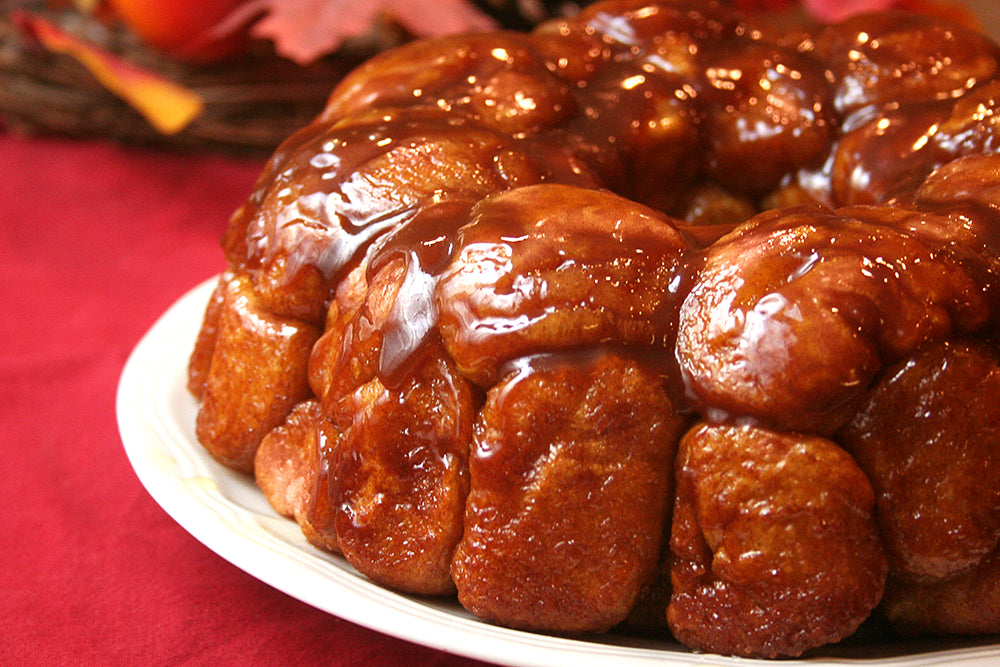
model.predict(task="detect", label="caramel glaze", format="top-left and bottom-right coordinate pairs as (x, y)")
top-left (668, 422), bottom-right (886, 658)
top-left (191, 0), bottom-right (1000, 658)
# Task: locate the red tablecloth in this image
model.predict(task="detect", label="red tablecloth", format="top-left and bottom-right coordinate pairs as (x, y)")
top-left (0, 133), bottom-right (491, 666)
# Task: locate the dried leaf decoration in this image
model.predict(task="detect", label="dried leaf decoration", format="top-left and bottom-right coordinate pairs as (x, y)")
top-left (14, 11), bottom-right (204, 134)
top-left (222, 0), bottom-right (499, 65)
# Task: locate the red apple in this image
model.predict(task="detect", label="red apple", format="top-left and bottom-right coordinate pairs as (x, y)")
top-left (107, 0), bottom-right (251, 63)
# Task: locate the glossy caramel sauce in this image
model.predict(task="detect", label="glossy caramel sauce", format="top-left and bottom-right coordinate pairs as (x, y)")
top-left (191, 0), bottom-right (1000, 656)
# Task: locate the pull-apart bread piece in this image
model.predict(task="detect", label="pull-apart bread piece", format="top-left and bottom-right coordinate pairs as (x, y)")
top-left (188, 0), bottom-right (1000, 658)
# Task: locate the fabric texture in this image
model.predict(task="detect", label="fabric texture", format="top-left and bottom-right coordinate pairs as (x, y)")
top-left (0, 133), bottom-right (490, 666)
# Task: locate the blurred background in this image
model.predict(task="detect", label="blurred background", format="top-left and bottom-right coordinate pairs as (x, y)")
top-left (1, 0), bottom-right (998, 157)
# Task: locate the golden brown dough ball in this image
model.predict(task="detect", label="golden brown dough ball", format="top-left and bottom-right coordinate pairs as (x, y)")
top-left (813, 11), bottom-right (1000, 116)
top-left (883, 550), bottom-right (1000, 636)
top-left (436, 184), bottom-right (688, 387)
top-left (331, 340), bottom-right (475, 596)
top-left (840, 341), bottom-right (1000, 584)
top-left (452, 348), bottom-right (686, 633)
top-left (675, 206), bottom-right (989, 434)
top-left (699, 39), bottom-right (835, 195)
top-left (668, 422), bottom-right (887, 658)
top-left (194, 272), bottom-right (320, 472)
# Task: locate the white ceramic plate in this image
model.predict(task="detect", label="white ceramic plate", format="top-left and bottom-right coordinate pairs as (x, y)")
top-left (118, 277), bottom-right (1000, 667)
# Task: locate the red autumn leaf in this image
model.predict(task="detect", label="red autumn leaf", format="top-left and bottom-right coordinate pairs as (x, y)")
top-left (220, 0), bottom-right (499, 66)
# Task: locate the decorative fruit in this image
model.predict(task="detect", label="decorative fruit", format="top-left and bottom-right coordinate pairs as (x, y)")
top-left (107, 0), bottom-right (250, 63)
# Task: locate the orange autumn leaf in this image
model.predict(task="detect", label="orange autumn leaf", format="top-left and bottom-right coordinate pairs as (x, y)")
top-left (14, 11), bottom-right (204, 134)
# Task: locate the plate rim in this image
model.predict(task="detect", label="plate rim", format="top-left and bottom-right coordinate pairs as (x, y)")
top-left (117, 276), bottom-right (1000, 667)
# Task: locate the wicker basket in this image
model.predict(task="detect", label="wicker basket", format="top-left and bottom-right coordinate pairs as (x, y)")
top-left (0, 0), bottom-right (585, 154)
